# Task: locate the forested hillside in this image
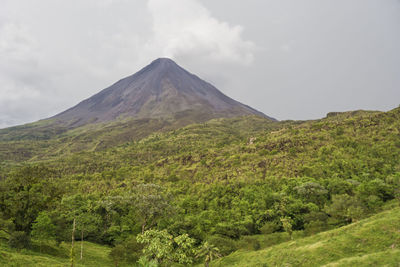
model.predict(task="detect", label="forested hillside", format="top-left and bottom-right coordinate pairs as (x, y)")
top-left (0, 107), bottom-right (399, 266)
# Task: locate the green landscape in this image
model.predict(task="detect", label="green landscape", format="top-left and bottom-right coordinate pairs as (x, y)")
top-left (1, 105), bottom-right (399, 266)
top-left (1, 0), bottom-right (399, 265)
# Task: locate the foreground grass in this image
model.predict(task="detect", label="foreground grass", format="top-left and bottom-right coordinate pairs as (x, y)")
top-left (213, 205), bottom-right (400, 267)
top-left (0, 241), bottom-right (114, 267)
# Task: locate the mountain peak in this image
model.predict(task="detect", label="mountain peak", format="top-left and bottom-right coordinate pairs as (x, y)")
top-left (153, 57), bottom-right (176, 63)
top-left (148, 57), bottom-right (177, 68)
top-left (53, 58), bottom-right (274, 127)
top-left (140, 57), bottom-right (182, 76)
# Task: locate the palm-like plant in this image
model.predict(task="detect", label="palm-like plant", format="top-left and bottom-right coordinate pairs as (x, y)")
top-left (196, 241), bottom-right (222, 267)
top-left (137, 256), bottom-right (159, 267)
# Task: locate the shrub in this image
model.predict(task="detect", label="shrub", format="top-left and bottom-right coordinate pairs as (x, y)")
top-left (325, 194), bottom-right (365, 224)
top-left (109, 244), bottom-right (125, 267)
top-left (260, 221), bottom-right (280, 235)
top-left (208, 235), bottom-right (237, 256)
top-left (123, 236), bottom-right (143, 263)
top-left (239, 236), bottom-right (261, 251)
top-left (8, 231), bottom-right (30, 250)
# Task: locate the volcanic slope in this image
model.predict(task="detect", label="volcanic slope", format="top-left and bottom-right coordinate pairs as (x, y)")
top-left (0, 58), bottom-right (273, 145)
top-left (53, 58), bottom-right (272, 127)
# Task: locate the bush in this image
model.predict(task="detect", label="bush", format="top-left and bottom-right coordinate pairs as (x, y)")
top-left (304, 220), bottom-right (327, 235)
top-left (208, 235), bottom-right (237, 256)
top-left (325, 194), bottom-right (365, 224)
top-left (260, 221), bottom-right (280, 235)
top-left (8, 231), bottom-right (30, 250)
top-left (109, 244), bottom-right (125, 267)
top-left (123, 236), bottom-right (143, 263)
top-left (213, 222), bottom-right (242, 238)
top-left (253, 240), bottom-right (261, 250)
top-left (239, 236), bottom-right (261, 251)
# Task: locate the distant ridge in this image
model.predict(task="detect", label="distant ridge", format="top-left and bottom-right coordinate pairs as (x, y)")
top-left (52, 58), bottom-right (274, 127)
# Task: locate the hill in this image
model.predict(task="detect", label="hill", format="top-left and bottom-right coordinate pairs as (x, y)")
top-left (213, 203), bottom-right (400, 266)
top-left (0, 106), bottom-right (399, 266)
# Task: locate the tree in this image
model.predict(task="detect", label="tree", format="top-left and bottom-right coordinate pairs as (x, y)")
top-left (1, 165), bottom-right (57, 233)
top-left (0, 212), bottom-right (14, 235)
top-left (280, 217), bottom-right (293, 239)
top-left (325, 194), bottom-right (364, 224)
top-left (114, 235), bottom-right (144, 264)
top-left (136, 229), bottom-right (173, 264)
top-left (109, 244), bottom-right (125, 267)
top-left (294, 181), bottom-right (328, 206)
top-left (137, 256), bottom-right (159, 267)
top-left (207, 235), bottom-right (237, 256)
top-left (76, 203), bottom-right (101, 260)
top-left (8, 231), bottom-right (30, 251)
top-left (173, 233), bottom-right (196, 265)
top-left (132, 184), bottom-right (170, 234)
top-left (31, 212), bottom-right (56, 252)
top-left (60, 195), bottom-right (102, 260)
top-left (137, 229), bottom-right (196, 265)
top-left (196, 241), bottom-right (221, 267)
top-left (70, 218), bottom-right (76, 267)
top-left (356, 179), bottom-right (394, 210)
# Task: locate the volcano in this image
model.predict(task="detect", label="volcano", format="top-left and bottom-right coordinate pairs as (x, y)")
top-left (53, 58), bottom-right (273, 127)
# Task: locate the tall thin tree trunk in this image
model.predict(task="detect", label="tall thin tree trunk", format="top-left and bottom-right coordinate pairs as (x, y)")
top-left (141, 218), bottom-right (147, 234)
top-left (71, 218), bottom-right (76, 267)
top-left (80, 229), bottom-right (83, 260)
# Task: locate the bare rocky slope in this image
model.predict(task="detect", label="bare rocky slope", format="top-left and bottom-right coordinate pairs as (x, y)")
top-left (52, 58), bottom-right (273, 127)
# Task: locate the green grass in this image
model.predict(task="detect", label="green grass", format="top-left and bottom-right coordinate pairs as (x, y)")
top-left (0, 241), bottom-right (114, 267)
top-left (211, 204), bottom-right (400, 267)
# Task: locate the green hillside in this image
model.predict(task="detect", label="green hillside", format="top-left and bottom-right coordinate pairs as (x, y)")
top-left (0, 114), bottom-right (259, 163)
top-left (0, 239), bottom-right (113, 267)
top-left (213, 203), bottom-right (400, 266)
top-left (0, 107), bottom-right (399, 266)
top-left (0, 203), bottom-right (398, 266)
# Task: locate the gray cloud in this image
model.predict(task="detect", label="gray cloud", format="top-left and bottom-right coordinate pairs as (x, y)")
top-left (0, 0), bottom-right (399, 128)
top-left (200, 0), bottom-right (400, 120)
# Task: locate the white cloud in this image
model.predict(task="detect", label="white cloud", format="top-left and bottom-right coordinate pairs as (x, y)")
top-left (147, 0), bottom-right (255, 65)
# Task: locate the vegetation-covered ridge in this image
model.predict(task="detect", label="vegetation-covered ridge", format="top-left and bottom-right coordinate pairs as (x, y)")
top-left (0, 106), bottom-right (399, 266)
top-left (213, 202), bottom-right (400, 266)
top-left (0, 114), bottom-right (274, 164)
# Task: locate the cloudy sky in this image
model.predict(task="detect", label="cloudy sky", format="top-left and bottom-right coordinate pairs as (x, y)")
top-left (1, 0), bottom-right (399, 128)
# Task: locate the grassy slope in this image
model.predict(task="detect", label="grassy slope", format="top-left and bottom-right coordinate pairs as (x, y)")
top-left (213, 204), bottom-right (400, 267)
top-left (0, 240), bottom-right (114, 267)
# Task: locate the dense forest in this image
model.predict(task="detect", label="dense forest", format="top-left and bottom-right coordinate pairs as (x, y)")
top-left (0, 107), bottom-right (399, 266)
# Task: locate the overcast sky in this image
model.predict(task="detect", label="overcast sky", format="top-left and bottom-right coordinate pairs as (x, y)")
top-left (1, 0), bottom-right (399, 128)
